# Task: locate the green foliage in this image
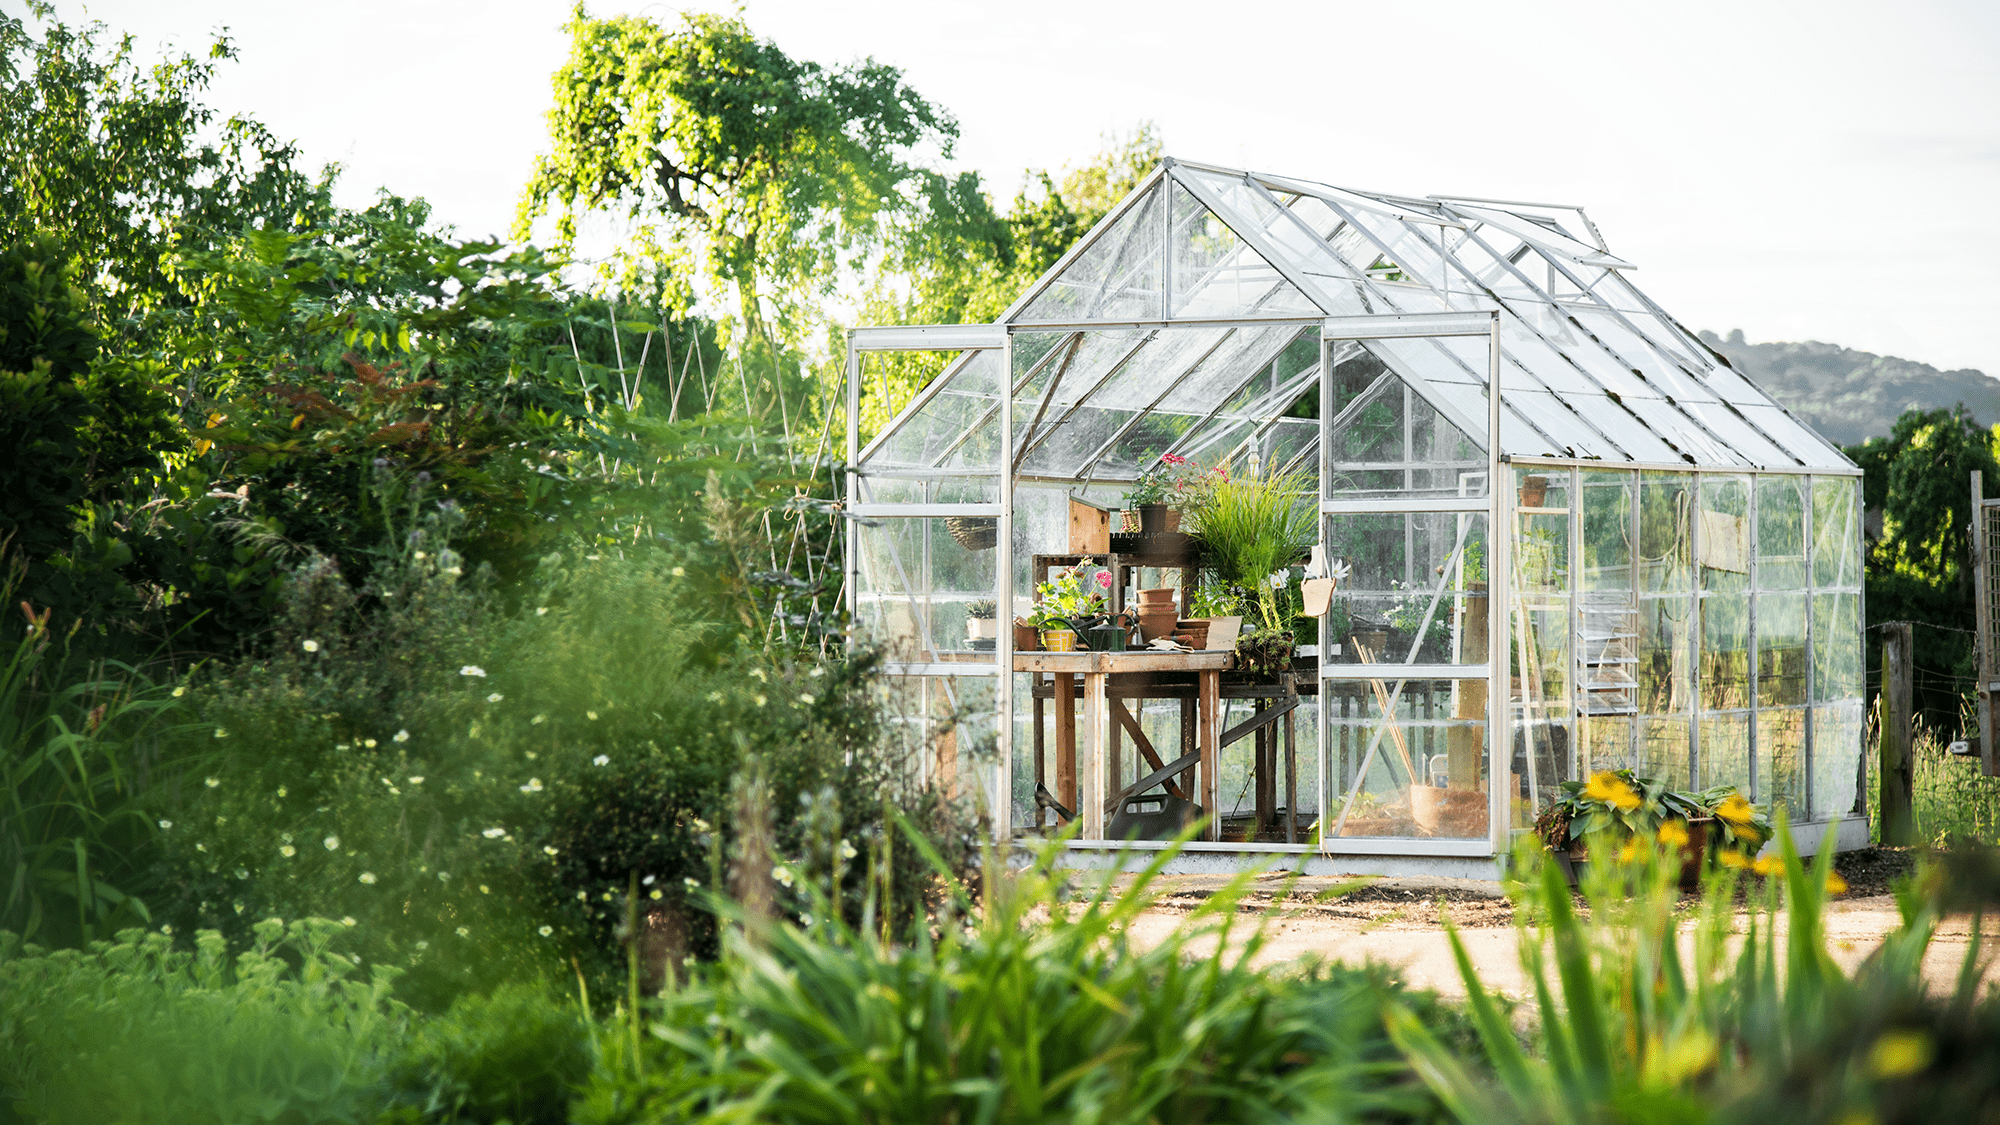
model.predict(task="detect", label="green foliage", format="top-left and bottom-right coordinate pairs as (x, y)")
top-left (0, 629), bottom-right (188, 947)
top-left (1845, 406), bottom-right (1998, 739)
top-left (386, 981), bottom-right (594, 1124)
top-left (520, 6), bottom-right (958, 352)
top-left (574, 838), bottom-right (1454, 1125)
top-left (0, 234), bottom-right (173, 571)
top-left (1196, 464), bottom-right (1317, 632)
top-left (0, 917), bottom-right (408, 1124)
top-left (0, 9), bottom-right (329, 343)
top-left (1391, 822), bottom-right (1999, 1125)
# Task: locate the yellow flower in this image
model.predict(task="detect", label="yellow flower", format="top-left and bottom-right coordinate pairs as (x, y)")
top-left (1718, 850), bottom-right (1750, 869)
top-left (1825, 872), bottom-right (1849, 895)
top-left (1867, 1030), bottom-right (1934, 1079)
top-left (1714, 794), bottom-right (1755, 830)
top-left (1583, 771), bottom-right (1642, 812)
top-left (1657, 820), bottom-right (1690, 848)
top-left (1753, 856), bottom-right (1784, 878)
top-left (1617, 840), bottom-right (1642, 864)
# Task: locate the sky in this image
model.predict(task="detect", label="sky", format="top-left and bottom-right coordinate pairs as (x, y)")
top-left (38, 0), bottom-right (2000, 377)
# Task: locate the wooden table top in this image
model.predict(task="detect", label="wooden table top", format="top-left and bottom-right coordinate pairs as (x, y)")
top-left (1013, 650), bottom-right (1234, 673)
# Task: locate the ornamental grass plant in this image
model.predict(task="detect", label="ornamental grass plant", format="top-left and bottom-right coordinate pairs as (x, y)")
top-left (1390, 817), bottom-right (2000, 1125)
top-left (573, 824), bottom-right (1467, 1125)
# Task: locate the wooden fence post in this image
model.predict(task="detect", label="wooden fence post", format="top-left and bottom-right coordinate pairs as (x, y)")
top-left (1881, 620), bottom-right (1914, 846)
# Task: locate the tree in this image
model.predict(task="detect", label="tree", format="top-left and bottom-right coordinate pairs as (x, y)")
top-left (1845, 405), bottom-right (2000, 736)
top-left (0, 7), bottom-right (330, 346)
top-left (517, 6), bottom-right (958, 358)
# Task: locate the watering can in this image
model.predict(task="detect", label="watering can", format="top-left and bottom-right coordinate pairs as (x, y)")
top-left (1070, 611), bottom-right (1133, 651)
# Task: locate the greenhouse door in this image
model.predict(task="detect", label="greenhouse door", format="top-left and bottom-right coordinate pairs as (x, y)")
top-left (1315, 312), bottom-right (1508, 857)
top-left (844, 326), bottom-right (1016, 840)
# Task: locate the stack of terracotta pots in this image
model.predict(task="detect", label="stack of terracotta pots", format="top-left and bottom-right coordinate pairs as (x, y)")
top-left (1135, 588), bottom-right (1178, 642)
top-left (1174, 619), bottom-right (1211, 650)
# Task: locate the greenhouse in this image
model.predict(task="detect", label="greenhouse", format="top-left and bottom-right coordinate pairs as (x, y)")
top-left (842, 158), bottom-right (1864, 875)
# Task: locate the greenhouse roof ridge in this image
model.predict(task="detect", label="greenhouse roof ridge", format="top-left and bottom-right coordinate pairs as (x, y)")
top-left (858, 157), bottom-right (1855, 478)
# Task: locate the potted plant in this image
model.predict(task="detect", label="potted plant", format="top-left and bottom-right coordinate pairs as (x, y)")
top-left (1194, 464), bottom-right (1316, 675)
top-left (1127, 454), bottom-right (1221, 535)
top-left (965, 599), bottom-right (998, 647)
top-left (1536, 771), bottom-right (1766, 887)
top-left (1385, 579), bottom-right (1451, 663)
top-left (1031, 559), bottom-right (1110, 650)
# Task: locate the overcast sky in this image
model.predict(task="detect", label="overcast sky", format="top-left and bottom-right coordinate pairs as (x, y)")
top-left (41, 0), bottom-right (2000, 377)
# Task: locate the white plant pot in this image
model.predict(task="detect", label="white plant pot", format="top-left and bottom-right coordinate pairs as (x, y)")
top-left (966, 618), bottom-right (999, 640)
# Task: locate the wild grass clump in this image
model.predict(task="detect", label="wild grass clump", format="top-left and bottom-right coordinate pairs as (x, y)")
top-left (1908, 719), bottom-right (2000, 847)
top-left (1392, 818), bottom-right (2000, 1124)
top-left (0, 918), bottom-right (409, 1125)
top-left (574, 828), bottom-right (1460, 1125)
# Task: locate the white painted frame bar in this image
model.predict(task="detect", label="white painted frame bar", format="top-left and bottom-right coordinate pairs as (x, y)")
top-left (1321, 312), bottom-right (1498, 340)
top-left (850, 325), bottom-right (1007, 352)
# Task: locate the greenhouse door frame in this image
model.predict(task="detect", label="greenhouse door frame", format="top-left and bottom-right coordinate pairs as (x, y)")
top-left (844, 325), bottom-right (1015, 841)
top-left (1318, 311), bottom-right (1509, 857)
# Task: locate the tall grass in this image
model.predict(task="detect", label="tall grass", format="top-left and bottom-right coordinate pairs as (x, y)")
top-left (0, 631), bottom-right (189, 946)
top-left (1195, 464), bottom-right (1317, 632)
top-left (1909, 719), bottom-right (2000, 846)
top-left (575, 824), bottom-right (1462, 1125)
top-left (1390, 819), bottom-right (1994, 1123)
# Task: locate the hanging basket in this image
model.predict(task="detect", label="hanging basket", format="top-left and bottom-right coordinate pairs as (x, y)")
top-left (946, 516), bottom-right (998, 551)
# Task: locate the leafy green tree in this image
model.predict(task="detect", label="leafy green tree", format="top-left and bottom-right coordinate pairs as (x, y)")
top-left (0, 7), bottom-right (330, 345)
top-left (518, 6), bottom-right (959, 359)
top-left (1845, 405), bottom-right (2000, 736)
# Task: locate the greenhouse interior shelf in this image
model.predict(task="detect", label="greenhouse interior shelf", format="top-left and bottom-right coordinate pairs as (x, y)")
top-left (841, 157), bottom-right (1865, 875)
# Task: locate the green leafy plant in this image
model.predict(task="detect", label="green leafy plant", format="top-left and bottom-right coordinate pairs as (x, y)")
top-left (0, 627), bottom-right (189, 946)
top-left (577, 827), bottom-right (1460, 1125)
top-left (964, 598), bottom-right (996, 620)
top-left (1388, 820), bottom-right (1993, 1125)
top-left (0, 917), bottom-right (409, 1124)
top-left (1029, 559), bottom-right (1108, 629)
top-left (1195, 464), bottom-right (1316, 633)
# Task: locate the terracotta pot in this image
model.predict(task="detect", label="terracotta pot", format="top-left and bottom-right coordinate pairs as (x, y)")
top-left (1137, 587), bottom-right (1177, 605)
top-left (1410, 783), bottom-right (1489, 837)
top-left (1164, 508), bottom-right (1184, 533)
top-left (1137, 612), bottom-right (1178, 643)
top-left (1013, 622), bottom-right (1038, 651)
top-left (1518, 475), bottom-right (1549, 509)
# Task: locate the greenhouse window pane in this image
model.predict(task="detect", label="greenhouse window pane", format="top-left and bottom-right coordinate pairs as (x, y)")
top-left (1811, 700), bottom-right (1866, 820)
top-left (1813, 478), bottom-right (1862, 589)
top-left (1325, 512), bottom-right (1490, 668)
top-left (1325, 676), bottom-right (1488, 840)
top-left (1019, 183), bottom-right (1164, 323)
top-left (853, 518), bottom-right (999, 664)
top-left (1756, 476), bottom-right (1808, 591)
top-left (1759, 705), bottom-right (1807, 813)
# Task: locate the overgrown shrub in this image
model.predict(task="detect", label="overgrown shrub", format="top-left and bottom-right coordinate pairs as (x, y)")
top-left (573, 839), bottom-right (1457, 1125)
top-left (149, 500), bottom-right (974, 1007)
top-left (0, 918), bottom-right (407, 1124)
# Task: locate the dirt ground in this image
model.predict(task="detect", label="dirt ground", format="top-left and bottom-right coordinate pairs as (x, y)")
top-left (1114, 848), bottom-right (1998, 999)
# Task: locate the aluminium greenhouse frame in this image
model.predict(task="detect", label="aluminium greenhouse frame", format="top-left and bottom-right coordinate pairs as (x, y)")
top-left (843, 159), bottom-right (1866, 874)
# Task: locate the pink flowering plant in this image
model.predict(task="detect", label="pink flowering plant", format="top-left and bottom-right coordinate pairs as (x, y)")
top-left (1029, 559), bottom-right (1111, 629)
top-left (1126, 455), bottom-right (1224, 514)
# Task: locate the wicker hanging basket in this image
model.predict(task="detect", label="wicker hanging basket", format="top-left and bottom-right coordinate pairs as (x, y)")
top-left (946, 516), bottom-right (998, 551)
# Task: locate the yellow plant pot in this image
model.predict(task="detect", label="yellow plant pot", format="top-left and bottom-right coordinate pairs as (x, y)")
top-left (1040, 629), bottom-right (1078, 652)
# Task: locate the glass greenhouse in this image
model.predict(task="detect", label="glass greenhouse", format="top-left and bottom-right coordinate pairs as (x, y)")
top-left (843, 158), bottom-right (1863, 873)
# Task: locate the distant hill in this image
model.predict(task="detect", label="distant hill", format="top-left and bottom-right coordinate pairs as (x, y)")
top-left (1697, 329), bottom-right (2000, 447)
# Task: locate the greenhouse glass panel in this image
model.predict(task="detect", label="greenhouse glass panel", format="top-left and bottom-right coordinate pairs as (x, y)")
top-left (865, 348), bottom-right (1005, 469)
top-left (1812, 701), bottom-right (1866, 819)
top-left (1512, 468), bottom-right (1573, 825)
top-left (874, 673), bottom-right (999, 815)
top-left (852, 517), bottom-right (1000, 665)
top-left (1323, 359), bottom-right (1486, 501)
top-left (1325, 677), bottom-right (1489, 841)
top-left (1168, 180), bottom-right (1314, 319)
top-left (1813, 479), bottom-right (1863, 589)
top-left (1697, 475), bottom-right (1752, 792)
top-left (1325, 512), bottom-right (1488, 667)
top-left (1020, 183), bottom-right (1165, 323)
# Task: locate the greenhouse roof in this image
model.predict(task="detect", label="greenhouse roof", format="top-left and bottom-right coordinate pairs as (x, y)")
top-left (859, 158), bottom-right (1852, 480)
